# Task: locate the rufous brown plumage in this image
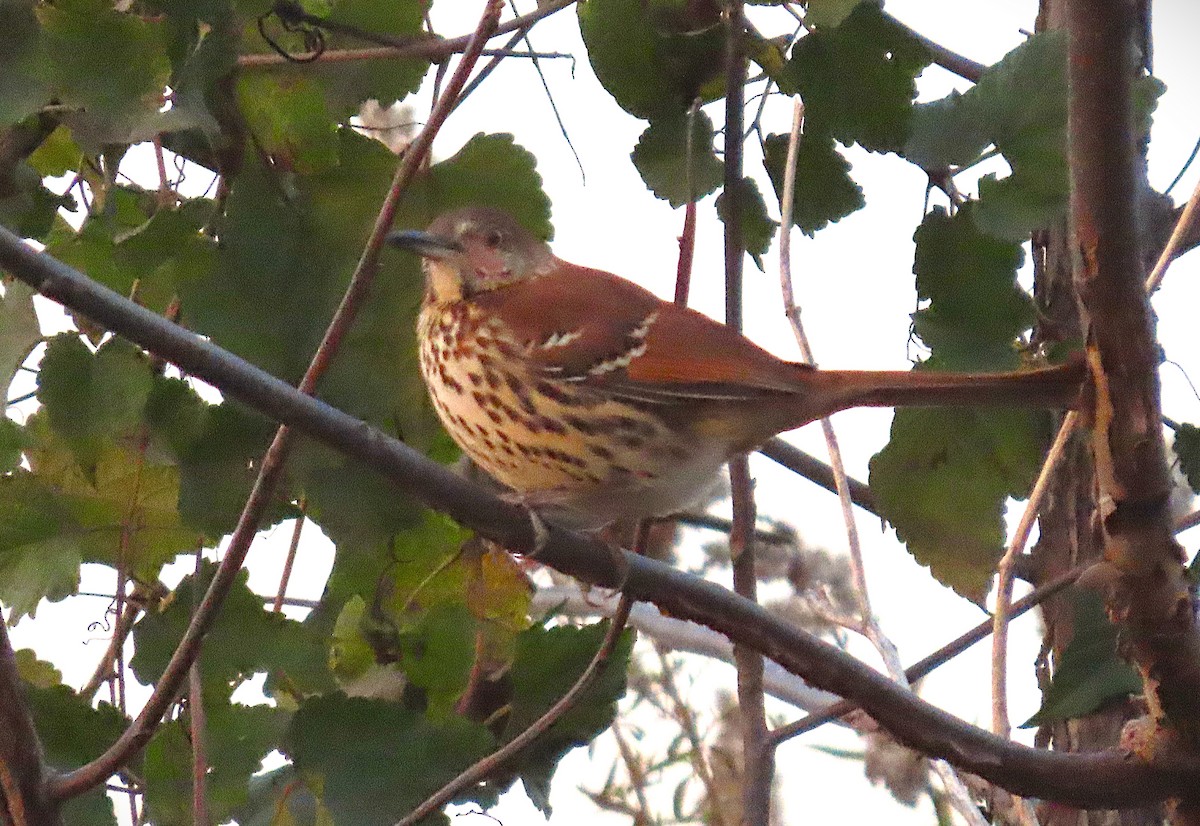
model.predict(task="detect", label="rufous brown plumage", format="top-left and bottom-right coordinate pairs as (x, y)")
top-left (388, 206), bottom-right (1082, 527)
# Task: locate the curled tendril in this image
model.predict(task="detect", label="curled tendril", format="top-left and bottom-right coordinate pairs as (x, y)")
top-left (257, 2), bottom-right (326, 63)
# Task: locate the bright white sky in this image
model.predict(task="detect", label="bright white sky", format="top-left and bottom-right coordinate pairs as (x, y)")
top-left (9, 1), bottom-right (1200, 824)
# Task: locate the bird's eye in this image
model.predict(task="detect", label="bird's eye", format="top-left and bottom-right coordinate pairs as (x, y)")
top-left (484, 230), bottom-right (504, 248)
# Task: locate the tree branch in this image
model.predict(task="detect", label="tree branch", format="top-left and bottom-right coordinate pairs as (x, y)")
top-left (880, 11), bottom-right (985, 83)
top-left (238, 0), bottom-right (575, 67)
top-left (758, 438), bottom-right (876, 516)
top-left (0, 616), bottom-right (61, 826)
top-left (1067, 0), bottom-right (1200, 748)
top-left (530, 587), bottom-right (840, 712)
top-left (723, 8), bottom-right (773, 823)
top-left (6, 224), bottom-right (1200, 808)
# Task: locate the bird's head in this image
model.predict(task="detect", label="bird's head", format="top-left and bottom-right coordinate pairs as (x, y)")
top-left (387, 206), bottom-right (554, 302)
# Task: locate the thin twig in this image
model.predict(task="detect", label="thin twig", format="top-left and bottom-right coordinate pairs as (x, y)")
top-left (675, 201), bottom-right (697, 306)
top-left (503, 0), bottom-right (584, 183)
top-left (189, 547), bottom-right (209, 826)
top-left (757, 438), bottom-right (876, 515)
top-left (723, 8), bottom-right (772, 824)
top-left (610, 721), bottom-right (652, 821)
top-left (531, 588), bottom-right (839, 712)
top-left (770, 564), bottom-right (1085, 744)
top-left (991, 412), bottom-right (1078, 737)
top-left (237, 0), bottom-right (575, 67)
top-left (46, 1), bottom-right (505, 802)
top-left (272, 500), bottom-right (307, 613)
top-left (879, 11), bottom-right (985, 82)
top-left (776, 97), bottom-right (985, 826)
top-left (674, 98), bottom-right (700, 307)
top-left (1145, 172), bottom-right (1200, 293)
top-left (239, 45), bottom-right (570, 67)
top-left (668, 511), bottom-right (793, 546)
top-left (395, 597), bottom-right (633, 826)
top-left (653, 646), bottom-right (727, 826)
top-left (450, 28), bottom-right (527, 112)
top-left (79, 600), bottom-right (141, 701)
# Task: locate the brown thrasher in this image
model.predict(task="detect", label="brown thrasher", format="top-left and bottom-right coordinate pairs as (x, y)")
top-left (388, 206), bottom-right (1083, 528)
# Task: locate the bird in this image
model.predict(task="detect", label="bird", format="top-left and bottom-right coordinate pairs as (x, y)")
top-left (387, 206), bottom-right (1083, 529)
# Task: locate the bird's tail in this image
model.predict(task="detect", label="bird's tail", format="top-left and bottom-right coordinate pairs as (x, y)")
top-left (807, 358), bottom-right (1086, 419)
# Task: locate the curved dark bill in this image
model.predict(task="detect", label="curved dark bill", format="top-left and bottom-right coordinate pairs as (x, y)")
top-left (385, 230), bottom-right (463, 259)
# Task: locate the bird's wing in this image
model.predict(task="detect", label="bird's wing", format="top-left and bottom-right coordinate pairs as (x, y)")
top-left (472, 261), bottom-right (809, 402)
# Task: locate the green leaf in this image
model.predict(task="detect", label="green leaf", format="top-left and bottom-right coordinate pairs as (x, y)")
top-left (0, 161), bottom-right (75, 240)
top-left (26, 683), bottom-right (129, 825)
top-left (0, 279), bottom-right (40, 399)
top-left (1, 399), bottom-right (197, 619)
top-left (28, 124), bottom-right (83, 177)
top-left (903, 90), bottom-right (990, 170)
top-left (1022, 591), bottom-right (1141, 727)
top-left (287, 693), bottom-right (494, 826)
top-left (230, 764), bottom-right (323, 826)
top-left (0, 418), bottom-right (23, 474)
top-left (910, 206), bottom-right (1035, 369)
top-left (779, 3), bottom-right (930, 153)
top-left (236, 73), bottom-right (339, 174)
top-left (38, 0), bottom-right (173, 149)
top-left (869, 404), bottom-right (1049, 601)
top-left (631, 111), bottom-right (723, 208)
top-left (143, 703), bottom-right (286, 825)
top-left (0, 0), bottom-right (51, 126)
top-left (131, 562), bottom-right (333, 698)
top-left (399, 603), bottom-right (478, 719)
top-left (14, 647), bottom-right (61, 687)
top-left (37, 335), bottom-right (154, 471)
top-left (763, 131), bottom-right (864, 236)
top-left (20, 415), bottom-right (201, 578)
top-left (904, 32), bottom-right (1069, 241)
top-left (870, 206), bottom-right (1046, 600)
top-left (313, 0), bottom-right (429, 115)
top-left (503, 622), bottom-right (632, 815)
top-left (50, 197), bottom-right (215, 313)
top-left (1173, 423), bottom-right (1200, 494)
top-left (578, 0), bottom-right (725, 120)
top-left (0, 471), bottom-right (84, 619)
top-left (804, 0), bottom-right (867, 28)
top-left (716, 176), bottom-right (778, 270)
top-left (145, 377), bottom-right (288, 538)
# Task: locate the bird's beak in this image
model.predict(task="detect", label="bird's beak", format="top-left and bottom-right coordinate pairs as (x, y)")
top-left (385, 229), bottom-right (463, 260)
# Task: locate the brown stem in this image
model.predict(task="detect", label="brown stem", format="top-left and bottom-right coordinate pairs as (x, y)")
top-left (80, 600), bottom-right (141, 701)
top-left (724, 6), bottom-right (772, 823)
top-left (675, 200), bottom-right (696, 307)
top-left (189, 547), bottom-right (210, 826)
top-left (188, 661), bottom-right (208, 826)
top-left (0, 617), bottom-right (60, 825)
top-left (272, 500), bottom-right (306, 613)
top-left (880, 11), bottom-right (985, 82)
top-left (237, 0), bottom-right (575, 68)
top-left (46, 0), bottom-right (505, 803)
top-left (1068, 0), bottom-right (1200, 749)
top-left (757, 438), bottom-right (876, 516)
